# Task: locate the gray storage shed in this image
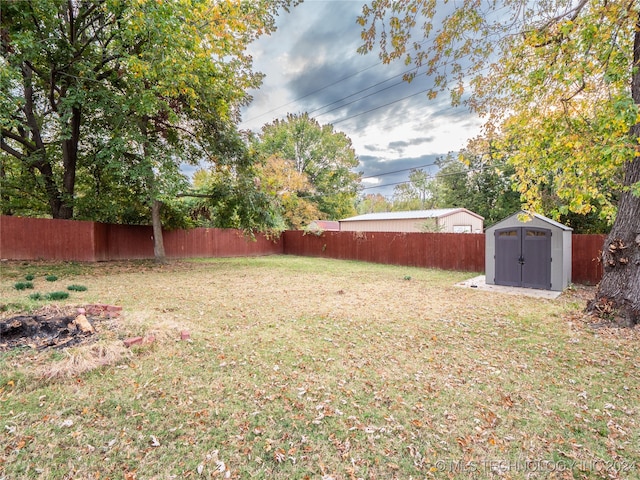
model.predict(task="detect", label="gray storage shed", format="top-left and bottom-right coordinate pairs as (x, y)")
top-left (485, 212), bottom-right (572, 292)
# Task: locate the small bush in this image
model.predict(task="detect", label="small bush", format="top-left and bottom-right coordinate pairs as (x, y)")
top-left (29, 293), bottom-right (44, 301)
top-left (45, 291), bottom-right (69, 300)
top-left (45, 275), bottom-right (59, 282)
top-left (14, 282), bottom-right (34, 290)
top-left (25, 274), bottom-right (35, 281)
top-left (67, 284), bottom-right (88, 292)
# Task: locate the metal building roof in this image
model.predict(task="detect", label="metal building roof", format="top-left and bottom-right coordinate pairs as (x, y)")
top-left (340, 208), bottom-right (483, 222)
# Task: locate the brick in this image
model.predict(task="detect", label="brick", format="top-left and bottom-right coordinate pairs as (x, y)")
top-left (123, 337), bottom-right (143, 347)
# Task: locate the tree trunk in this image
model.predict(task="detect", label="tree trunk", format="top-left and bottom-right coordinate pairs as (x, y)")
top-left (140, 115), bottom-right (166, 263)
top-left (7, 61), bottom-right (78, 219)
top-left (58, 105), bottom-right (81, 219)
top-left (0, 159), bottom-right (11, 215)
top-left (589, 157), bottom-right (640, 326)
top-left (151, 199), bottom-right (167, 262)
top-left (587, 17), bottom-right (640, 326)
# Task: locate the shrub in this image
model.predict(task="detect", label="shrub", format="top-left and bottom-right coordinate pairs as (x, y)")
top-left (29, 293), bottom-right (44, 301)
top-left (25, 274), bottom-right (35, 281)
top-left (45, 275), bottom-right (59, 282)
top-left (45, 291), bottom-right (69, 300)
top-left (14, 282), bottom-right (34, 290)
top-left (67, 285), bottom-right (88, 292)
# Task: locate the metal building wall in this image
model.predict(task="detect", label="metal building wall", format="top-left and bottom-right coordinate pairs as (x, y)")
top-left (439, 211), bottom-right (484, 233)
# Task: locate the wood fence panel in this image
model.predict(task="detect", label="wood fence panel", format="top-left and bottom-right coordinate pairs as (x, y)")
top-left (0, 216), bottom-right (97, 261)
top-left (164, 228), bottom-right (282, 258)
top-left (572, 234), bottom-right (606, 285)
top-left (282, 231), bottom-right (485, 272)
top-left (103, 223), bottom-right (155, 260)
top-left (0, 216), bottom-right (281, 261)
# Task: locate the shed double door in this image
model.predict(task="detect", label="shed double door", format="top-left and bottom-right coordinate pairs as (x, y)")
top-left (494, 227), bottom-right (551, 290)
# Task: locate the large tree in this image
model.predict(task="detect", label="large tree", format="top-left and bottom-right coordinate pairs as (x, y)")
top-left (186, 161), bottom-right (285, 234)
top-left (359, 0), bottom-right (640, 325)
top-left (1, 0), bottom-right (292, 227)
top-left (254, 155), bottom-right (321, 230)
top-left (444, 149), bottom-right (523, 228)
top-left (392, 168), bottom-right (437, 210)
top-left (356, 193), bottom-right (392, 214)
top-left (253, 113), bottom-right (361, 226)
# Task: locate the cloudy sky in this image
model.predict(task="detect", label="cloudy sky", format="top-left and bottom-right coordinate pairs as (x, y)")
top-left (239, 0), bottom-right (485, 199)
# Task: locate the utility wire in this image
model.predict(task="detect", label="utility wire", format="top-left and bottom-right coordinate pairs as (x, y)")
top-left (314, 78), bottom-right (407, 118)
top-left (360, 160), bottom-right (440, 180)
top-left (331, 88), bottom-right (430, 125)
top-left (242, 42), bottom-right (496, 130)
top-left (307, 67), bottom-right (415, 116)
top-left (361, 162), bottom-right (507, 191)
top-left (239, 60), bottom-right (386, 125)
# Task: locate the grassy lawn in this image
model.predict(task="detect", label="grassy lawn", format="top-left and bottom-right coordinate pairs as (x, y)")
top-left (1, 256), bottom-right (638, 479)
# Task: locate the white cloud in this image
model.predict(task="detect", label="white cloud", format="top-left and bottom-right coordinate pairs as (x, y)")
top-left (241, 1), bottom-right (484, 197)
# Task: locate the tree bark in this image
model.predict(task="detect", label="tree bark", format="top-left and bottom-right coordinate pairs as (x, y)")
top-left (140, 115), bottom-right (166, 263)
top-left (0, 159), bottom-right (11, 215)
top-left (587, 16), bottom-right (640, 326)
top-left (58, 104), bottom-right (81, 219)
top-left (589, 157), bottom-right (640, 326)
top-left (151, 199), bottom-right (167, 262)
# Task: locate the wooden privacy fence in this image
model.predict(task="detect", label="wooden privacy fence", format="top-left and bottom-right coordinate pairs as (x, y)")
top-left (571, 234), bottom-right (606, 286)
top-left (0, 216), bottom-right (605, 285)
top-left (282, 231), bottom-right (605, 285)
top-left (282, 230), bottom-right (485, 272)
top-left (0, 216), bottom-right (282, 262)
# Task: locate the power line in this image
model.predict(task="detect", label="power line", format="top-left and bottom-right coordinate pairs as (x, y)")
top-left (241, 39), bottom-right (497, 130)
top-left (239, 60), bottom-right (386, 125)
top-left (362, 180), bottom-right (409, 190)
top-left (361, 162), bottom-right (508, 192)
top-left (360, 161), bottom-right (440, 180)
top-left (314, 78), bottom-right (406, 119)
top-left (331, 88), bottom-right (430, 125)
top-left (308, 68), bottom-right (414, 117)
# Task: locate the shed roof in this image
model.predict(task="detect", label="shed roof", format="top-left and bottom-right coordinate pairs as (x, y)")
top-left (487, 211), bottom-right (573, 231)
top-left (308, 220), bottom-right (340, 231)
top-left (340, 208), bottom-right (484, 222)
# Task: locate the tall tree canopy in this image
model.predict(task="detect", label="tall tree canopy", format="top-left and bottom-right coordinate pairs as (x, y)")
top-left (253, 113), bottom-right (361, 228)
top-left (359, 0), bottom-right (640, 325)
top-left (186, 162), bottom-right (284, 234)
top-left (392, 168), bottom-right (436, 210)
top-left (357, 193), bottom-right (392, 214)
top-left (1, 0), bottom-right (292, 228)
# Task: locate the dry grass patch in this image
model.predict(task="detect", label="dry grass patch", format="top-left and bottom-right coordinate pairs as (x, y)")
top-left (0, 256), bottom-right (638, 479)
top-left (35, 341), bottom-right (131, 380)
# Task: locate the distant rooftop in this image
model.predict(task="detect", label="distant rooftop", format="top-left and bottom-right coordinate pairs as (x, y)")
top-left (307, 220), bottom-right (340, 231)
top-left (487, 211), bottom-right (573, 231)
top-left (340, 208), bottom-right (483, 222)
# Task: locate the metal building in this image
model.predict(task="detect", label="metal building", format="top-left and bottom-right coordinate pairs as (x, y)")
top-left (485, 212), bottom-right (572, 291)
top-left (339, 208), bottom-right (484, 233)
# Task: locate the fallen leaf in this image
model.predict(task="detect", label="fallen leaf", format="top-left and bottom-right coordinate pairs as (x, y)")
top-left (274, 448), bottom-right (286, 463)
